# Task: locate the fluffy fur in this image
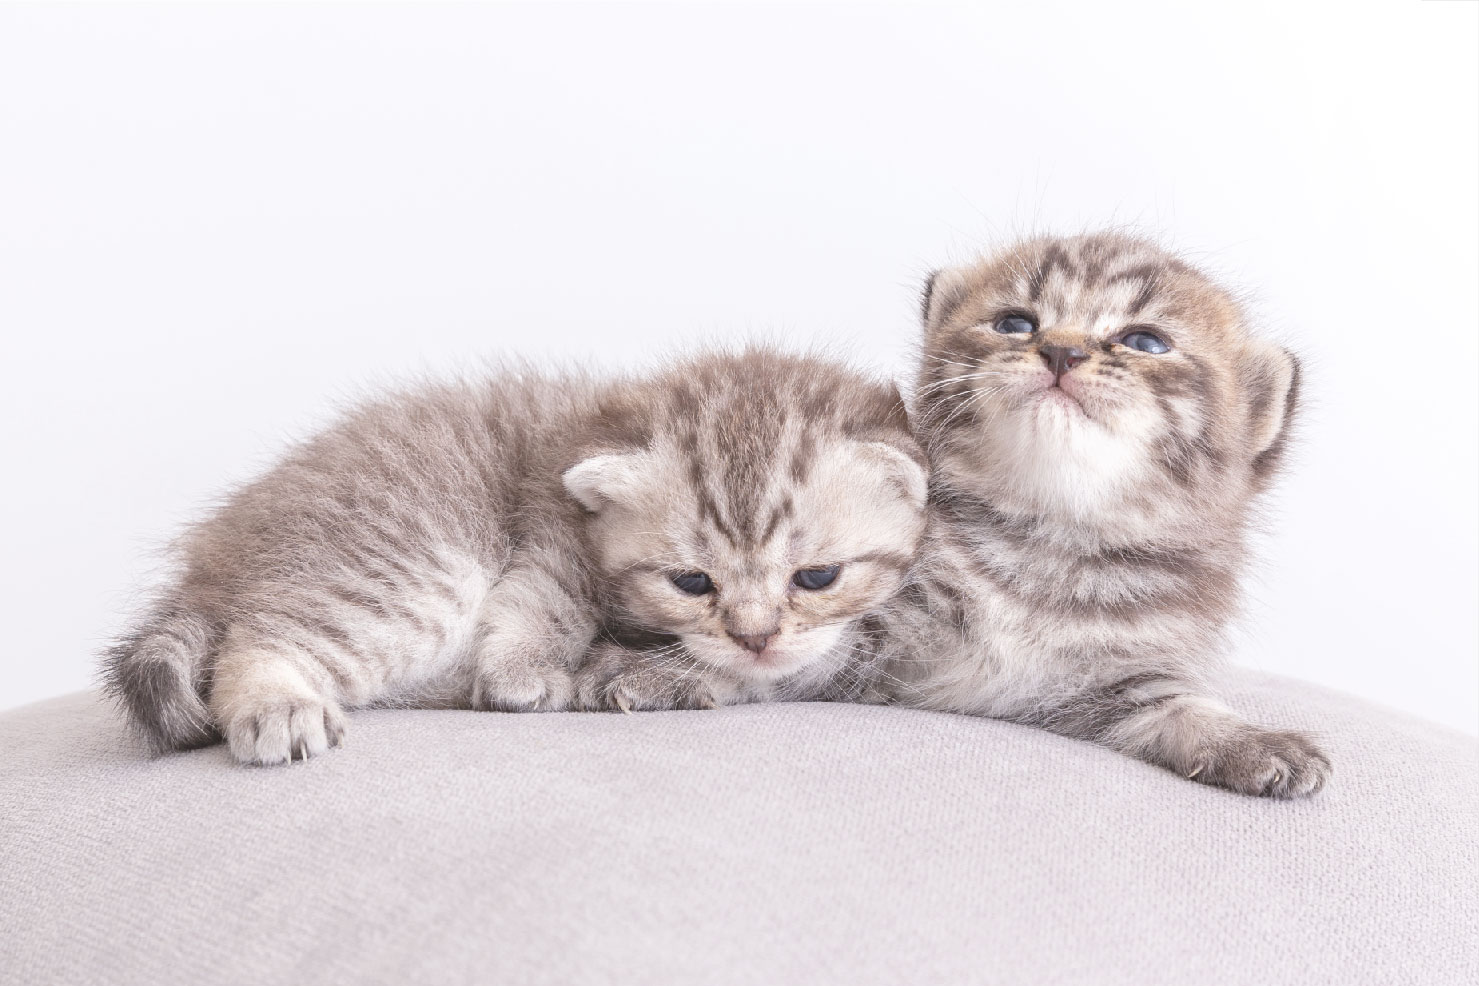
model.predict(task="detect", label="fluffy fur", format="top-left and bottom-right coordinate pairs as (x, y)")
top-left (594, 233), bottom-right (1329, 799)
top-left (101, 350), bottom-right (928, 764)
top-left (868, 232), bottom-right (1329, 797)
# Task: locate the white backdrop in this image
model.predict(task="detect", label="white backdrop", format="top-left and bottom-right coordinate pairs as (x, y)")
top-left (2, 1), bottom-right (1475, 733)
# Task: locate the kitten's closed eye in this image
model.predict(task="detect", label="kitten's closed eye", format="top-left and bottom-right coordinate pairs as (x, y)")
top-left (670, 572), bottom-right (714, 596)
top-left (792, 565), bottom-right (841, 590)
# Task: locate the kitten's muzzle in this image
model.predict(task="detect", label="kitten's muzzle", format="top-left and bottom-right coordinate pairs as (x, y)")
top-left (1040, 344), bottom-right (1088, 382)
top-left (728, 631), bottom-right (775, 654)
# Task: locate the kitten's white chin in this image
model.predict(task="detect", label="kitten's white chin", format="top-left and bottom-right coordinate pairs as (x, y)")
top-left (967, 389), bottom-right (1158, 523)
top-left (684, 624), bottom-right (845, 683)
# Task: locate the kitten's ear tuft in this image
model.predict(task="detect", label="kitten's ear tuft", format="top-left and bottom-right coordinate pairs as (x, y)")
top-left (921, 266), bottom-right (971, 331)
top-left (562, 453), bottom-right (646, 513)
top-left (857, 441), bottom-right (929, 510)
top-left (1242, 340), bottom-right (1301, 478)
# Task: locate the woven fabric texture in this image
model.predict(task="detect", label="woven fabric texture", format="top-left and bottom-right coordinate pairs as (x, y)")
top-left (1, 670), bottom-right (1475, 985)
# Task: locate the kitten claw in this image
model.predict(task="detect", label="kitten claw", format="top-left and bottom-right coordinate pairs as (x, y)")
top-left (614, 691), bottom-right (633, 714)
top-left (1186, 764), bottom-right (1204, 780)
top-left (220, 694), bottom-right (344, 766)
top-left (1183, 727), bottom-right (1330, 798)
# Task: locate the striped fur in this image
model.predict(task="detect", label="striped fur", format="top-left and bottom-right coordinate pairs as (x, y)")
top-left (101, 350), bottom-right (927, 764)
top-left (871, 233), bottom-right (1329, 798)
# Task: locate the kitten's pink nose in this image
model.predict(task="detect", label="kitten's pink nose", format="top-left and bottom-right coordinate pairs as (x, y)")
top-left (729, 632), bottom-right (774, 654)
top-left (1040, 345), bottom-right (1088, 380)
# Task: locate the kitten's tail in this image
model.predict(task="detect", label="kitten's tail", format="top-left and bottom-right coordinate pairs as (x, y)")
top-left (100, 604), bottom-right (219, 752)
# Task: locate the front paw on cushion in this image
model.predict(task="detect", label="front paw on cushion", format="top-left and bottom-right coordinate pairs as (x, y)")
top-left (1190, 727), bottom-right (1331, 798)
top-left (221, 698), bottom-right (346, 766)
top-left (575, 666), bottom-right (717, 713)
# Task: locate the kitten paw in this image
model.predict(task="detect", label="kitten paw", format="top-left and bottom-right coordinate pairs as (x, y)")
top-left (1190, 727), bottom-right (1331, 798)
top-left (221, 698), bottom-right (346, 766)
top-left (574, 664), bottom-right (718, 713)
top-left (471, 661), bottom-right (574, 712)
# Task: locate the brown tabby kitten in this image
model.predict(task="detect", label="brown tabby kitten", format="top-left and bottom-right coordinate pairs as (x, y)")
top-left (867, 232), bottom-right (1330, 797)
top-left (102, 350), bottom-right (928, 764)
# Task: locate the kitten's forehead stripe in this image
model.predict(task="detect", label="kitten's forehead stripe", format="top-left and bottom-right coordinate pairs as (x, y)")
top-left (1028, 244), bottom-right (1073, 304)
top-left (1001, 236), bottom-right (1196, 328)
top-left (608, 349), bottom-right (919, 556)
top-left (789, 436), bottom-right (813, 483)
top-left (759, 497), bottom-right (794, 548)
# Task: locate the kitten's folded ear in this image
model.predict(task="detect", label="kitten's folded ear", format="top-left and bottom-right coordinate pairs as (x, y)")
top-left (1241, 339), bottom-right (1302, 479)
top-left (920, 266), bottom-right (971, 331)
top-left (855, 441), bottom-right (929, 510)
top-left (562, 453), bottom-right (646, 513)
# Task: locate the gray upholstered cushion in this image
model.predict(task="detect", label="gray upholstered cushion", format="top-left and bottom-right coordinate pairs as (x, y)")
top-left (1, 671), bottom-right (1475, 985)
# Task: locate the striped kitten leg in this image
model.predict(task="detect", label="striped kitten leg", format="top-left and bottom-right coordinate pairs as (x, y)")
top-left (208, 631), bottom-right (347, 766)
top-left (470, 563), bottom-right (594, 712)
top-left (1037, 676), bottom-right (1331, 798)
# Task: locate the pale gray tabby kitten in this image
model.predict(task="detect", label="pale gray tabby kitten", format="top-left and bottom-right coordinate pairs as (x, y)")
top-left (591, 234), bottom-right (1330, 799)
top-left (875, 232), bottom-right (1330, 798)
top-left (102, 350), bottom-right (928, 764)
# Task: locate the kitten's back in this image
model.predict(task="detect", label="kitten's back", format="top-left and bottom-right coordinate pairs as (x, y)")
top-left (101, 367), bottom-right (608, 750)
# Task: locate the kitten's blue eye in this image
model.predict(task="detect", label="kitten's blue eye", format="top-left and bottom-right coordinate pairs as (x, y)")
top-left (995, 315), bottom-right (1036, 335)
top-left (670, 571), bottom-right (714, 595)
top-left (1122, 330), bottom-right (1170, 354)
top-left (792, 565), bottom-right (841, 590)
